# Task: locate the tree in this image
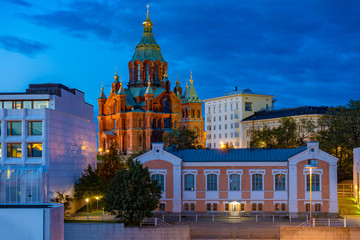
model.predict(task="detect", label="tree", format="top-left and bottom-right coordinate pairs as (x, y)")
top-left (74, 164), bottom-right (104, 211)
top-left (98, 143), bottom-right (125, 184)
top-left (55, 192), bottom-right (73, 218)
top-left (317, 100), bottom-right (360, 181)
top-left (251, 117), bottom-right (315, 148)
top-left (104, 160), bottom-right (162, 225)
top-left (163, 128), bottom-right (203, 149)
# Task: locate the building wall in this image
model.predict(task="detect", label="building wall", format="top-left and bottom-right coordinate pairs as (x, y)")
top-left (204, 92), bottom-right (273, 149)
top-left (138, 142), bottom-right (338, 215)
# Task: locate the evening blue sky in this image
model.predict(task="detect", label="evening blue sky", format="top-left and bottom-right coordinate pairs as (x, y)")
top-left (0, 0), bottom-right (359, 119)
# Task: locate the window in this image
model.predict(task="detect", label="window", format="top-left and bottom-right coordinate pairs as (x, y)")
top-left (252, 203), bottom-right (257, 212)
top-left (219, 125), bottom-right (221, 130)
top-left (213, 143), bottom-right (216, 148)
top-left (225, 124), bottom-right (227, 129)
top-left (27, 143), bottom-right (42, 157)
top-left (258, 203), bottom-right (263, 212)
top-left (214, 134), bottom-right (216, 139)
top-left (252, 174), bottom-right (263, 191)
top-left (275, 174), bottom-right (286, 191)
top-left (7, 121), bottom-right (22, 136)
top-left (241, 203), bottom-right (245, 212)
top-left (225, 133), bottom-right (227, 138)
top-left (306, 174), bottom-right (320, 191)
top-left (7, 143), bottom-right (22, 157)
top-left (184, 174), bottom-right (195, 191)
top-left (236, 103), bottom-right (238, 110)
top-left (315, 204), bottom-right (321, 212)
top-left (225, 203), bottom-right (229, 211)
top-left (306, 204), bottom-right (310, 212)
top-left (213, 203), bottom-right (217, 212)
top-left (219, 134), bottom-right (221, 138)
top-left (231, 114), bottom-right (233, 120)
top-left (184, 203), bottom-right (189, 212)
top-left (137, 64), bottom-right (141, 81)
top-left (235, 123), bottom-right (239, 128)
top-left (190, 203), bottom-right (195, 211)
top-left (159, 203), bottom-right (165, 211)
top-left (152, 174), bottom-right (165, 191)
top-left (219, 116), bottom-right (221, 121)
top-left (207, 203), bottom-right (211, 211)
top-left (225, 105), bottom-right (227, 112)
top-left (213, 116), bottom-right (216, 122)
top-left (33, 101), bottom-right (49, 109)
top-left (281, 203), bottom-right (286, 212)
top-left (275, 203), bottom-right (280, 212)
top-left (15, 101), bottom-right (21, 109)
top-left (231, 133), bottom-right (233, 138)
top-left (207, 174), bottom-right (217, 191)
top-left (245, 102), bottom-right (252, 111)
top-left (225, 115), bottom-right (227, 120)
top-left (231, 123), bottom-right (233, 129)
top-left (229, 174), bottom-right (240, 191)
top-left (23, 101), bottom-right (32, 109)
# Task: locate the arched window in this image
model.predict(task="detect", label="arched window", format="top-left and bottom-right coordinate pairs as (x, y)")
top-left (193, 126), bottom-right (199, 136)
top-left (138, 135), bottom-right (142, 147)
top-left (152, 119), bottom-right (156, 129)
top-left (152, 174), bottom-right (164, 191)
top-left (155, 64), bottom-right (158, 81)
top-left (138, 119), bottom-right (142, 128)
top-left (207, 174), bottom-right (217, 191)
top-left (164, 118), bottom-right (171, 128)
top-left (113, 101), bottom-right (117, 114)
top-left (157, 119), bottom-right (161, 129)
top-left (229, 174), bottom-right (240, 191)
top-left (163, 99), bottom-right (170, 113)
top-left (252, 174), bottom-right (263, 191)
top-left (184, 174), bottom-right (195, 191)
top-left (306, 174), bottom-right (320, 191)
top-left (137, 64), bottom-right (141, 81)
top-left (275, 174), bottom-right (286, 191)
top-left (191, 109), bottom-right (195, 117)
top-left (196, 109), bottom-right (201, 118)
top-left (145, 63), bottom-right (149, 81)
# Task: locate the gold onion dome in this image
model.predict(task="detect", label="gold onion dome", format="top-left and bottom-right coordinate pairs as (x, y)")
top-left (143, 4), bottom-right (153, 27)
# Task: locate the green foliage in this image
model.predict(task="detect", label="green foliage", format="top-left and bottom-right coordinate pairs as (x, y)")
top-left (163, 128), bottom-right (203, 149)
top-left (251, 117), bottom-right (316, 148)
top-left (98, 143), bottom-right (125, 184)
top-left (55, 191), bottom-right (73, 218)
top-left (104, 160), bottom-right (162, 226)
top-left (74, 165), bottom-right (104, 202)
top-left (317, 100), bottom-right (360, 181)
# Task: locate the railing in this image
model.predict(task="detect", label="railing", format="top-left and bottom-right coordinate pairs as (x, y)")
top-left (338, 183), bottom-right (353, 197)
top-left (140, 218), bottom-right (171, 227)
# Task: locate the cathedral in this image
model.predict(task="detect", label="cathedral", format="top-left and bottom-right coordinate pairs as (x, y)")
top-left (98, 9), bottom-right (205, 154)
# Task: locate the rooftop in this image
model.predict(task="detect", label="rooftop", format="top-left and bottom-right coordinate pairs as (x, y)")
top-left (0, 83), bottom-right (82, 97)
top-left (242, 106), bottom-right (328, 122)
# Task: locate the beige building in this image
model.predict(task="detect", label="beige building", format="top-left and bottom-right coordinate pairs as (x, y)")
top-left (204, 87), bottom-right (275, 148)
top-left (241, 106), bottom-right (327, 148)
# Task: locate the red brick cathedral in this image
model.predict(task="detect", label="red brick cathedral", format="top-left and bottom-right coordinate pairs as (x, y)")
top-left (98, 10), bottom-right (205, 154)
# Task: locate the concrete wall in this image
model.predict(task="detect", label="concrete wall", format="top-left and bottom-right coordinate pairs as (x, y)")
top-left (281, 227), bottom-right (360, 240)
top-left (65, 223), bottom-right (190, 240)
top-left (0, 204), bottom-right (64, 240)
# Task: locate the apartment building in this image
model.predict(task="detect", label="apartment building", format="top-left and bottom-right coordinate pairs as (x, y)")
top-left (0, 84), bottom-right (96, 203)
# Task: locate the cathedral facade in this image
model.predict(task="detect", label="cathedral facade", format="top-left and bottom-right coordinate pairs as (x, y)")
top-left (98, 10), bottom-right (204, 154)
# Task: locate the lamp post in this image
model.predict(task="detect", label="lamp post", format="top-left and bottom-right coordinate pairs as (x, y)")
top-left (305, 159), bottom-right (318, 226)
top-left (96, 196), bottom-right (99, 211)
top-left (86, 198), bottom-right (89, 213)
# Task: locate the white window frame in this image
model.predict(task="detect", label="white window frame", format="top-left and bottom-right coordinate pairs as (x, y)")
top-left (303, 169), bottom-right (323, 192)
top-left (272, 169), bottom-right (287, 191)
top-left (250, 169), bottom-right (265, 191)
top-left (204, 170), bottom-right (220, 192)
top-left (183, 169), bottom-right (198, 191)
top-left (226, 169), bottom-right (243, 191)
top-left (150, 169), bottom-right (167, 192)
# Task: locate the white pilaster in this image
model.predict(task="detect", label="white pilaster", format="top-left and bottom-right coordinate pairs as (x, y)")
top-left (329, 165), bottom-right (338, 213)
top-left (288, 165), bottom-right (298, 213)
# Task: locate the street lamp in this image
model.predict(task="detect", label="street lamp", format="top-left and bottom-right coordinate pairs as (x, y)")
top-left (305, 159), bottom-right (318, 226)
top-left (96, 196), bottom-right (99, 211)
top-left (85, 198), bottom-right (89, 213)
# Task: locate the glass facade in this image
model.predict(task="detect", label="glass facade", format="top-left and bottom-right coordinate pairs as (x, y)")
top-left (0, 100), bottom-right (49, 109)
top-left (0, 166), bottom-right (44, 203)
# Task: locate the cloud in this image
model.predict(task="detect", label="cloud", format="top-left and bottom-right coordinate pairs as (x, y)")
top-left (0, 36), bottom-right (49, 57)
top-left (3, 0), bottom-right (32, 7)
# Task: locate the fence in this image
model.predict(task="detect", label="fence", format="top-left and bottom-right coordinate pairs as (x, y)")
top-left (338, 183), bottom-right (353, 197)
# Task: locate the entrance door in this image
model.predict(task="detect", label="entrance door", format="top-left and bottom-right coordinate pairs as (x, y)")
top-left (230, 202), bottom-right (239, 217)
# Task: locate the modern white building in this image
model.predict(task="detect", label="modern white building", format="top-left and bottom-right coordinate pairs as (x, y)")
top-left (204, 87), bottom-right (275, 149)
top-left (0, 84), bottom-right (97, 204)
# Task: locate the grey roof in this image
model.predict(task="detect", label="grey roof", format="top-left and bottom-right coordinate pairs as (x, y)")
top-left (242, 106), bottom-right (328, 122)
top-left (165, 148), bottom-right (305, 162)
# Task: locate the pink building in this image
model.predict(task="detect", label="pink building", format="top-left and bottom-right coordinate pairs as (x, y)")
top-left (136, 142), bottom-right (338, 217)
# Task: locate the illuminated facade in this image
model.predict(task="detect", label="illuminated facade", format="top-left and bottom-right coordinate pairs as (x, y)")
top-left (98, 10), bottom-right (205, 154)
top-left (0, 84), bottom-right (97, 203)
top-left (137, 142), bottom-right (338, 216)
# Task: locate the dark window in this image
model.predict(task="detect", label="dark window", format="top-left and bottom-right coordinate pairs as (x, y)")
top-left (159, 203), bottom-right (165, 211)
top-left (213, 203), bottom-right (217, 212)
top-left (7, 122), bottom-right (21, 136)
top-left (185, 174), bottom-right (195, 191)
top-left (275, 174), bottom-right (286, 191)
top-left (190, 203), bottom-right (195, 211)
top-left (281, 203), bottom-right (286, 212)
top-left (207, 174), bottom-right (217, 191)
top-left (240, 203), bottom-right (245, 212)
top-left (184, 203), bottom-right (189, 212)
top-left (306, 204), bottom-right (310, 212)
top-left (306, 174), bottom-right (320, 191)
top-left (258, 203), bottom-right (263, 212)
top-left (28, 121), bottom-right (42, 136)
top-left (245, 102), bottom-right (252, 111)
top-left (275, 203), bottom-right (280, 212)
top-left (152, 174), bottom-right (165, 191)
top-left (163, 99), bottom-right (170, 113)
top-left (164, 118), bottom-right (171, 128)
top-left (225, 203), bottom-right (229, 211)
top-left (315, 204), bottom-right (321, 212)
top-left (27, 143), bottom-right (42, 157)
top-left (252, 203), bottom-right (257, 212)
top-left (207, 203), bottom-right (211, 211)
top-left (229, 174), bottom-right (240, 191)
top-left (252, 174), bottom-right (263, 191)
